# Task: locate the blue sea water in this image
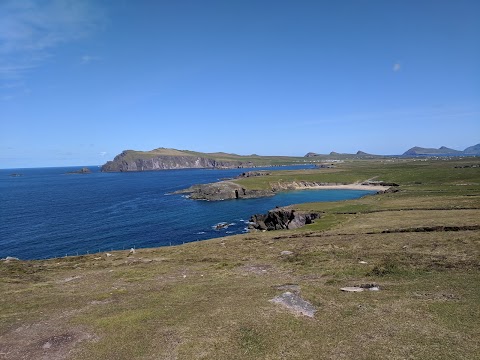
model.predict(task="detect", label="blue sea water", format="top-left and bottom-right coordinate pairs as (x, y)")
top-left (0, 165), bottom-right (375, 260)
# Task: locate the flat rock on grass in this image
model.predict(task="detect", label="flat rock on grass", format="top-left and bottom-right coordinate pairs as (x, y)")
top-left (270, 292), bottom-right (316, 318)
top-left (340, 284), bottom-right (380, 292)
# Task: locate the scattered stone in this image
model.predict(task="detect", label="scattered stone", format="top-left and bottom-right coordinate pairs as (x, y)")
top-left (270, 292), bottom-right (316, 318)
top-left (280, 250), bottom-right (293, 256)
top-left (2, 256), bottom-right (20, 262)
top-left (58, 276), bottom-right (81, 283)
top-left (106, 253), bottom-right (113, 257)
top-left (360, 283), bottom-right (380, 291)
top-left (358, 261), bottom-right (368, 264)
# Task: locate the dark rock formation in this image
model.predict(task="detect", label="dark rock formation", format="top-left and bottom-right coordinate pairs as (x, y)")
top-left (249, 208), bottom-right (320, 231)
top-left (66, 167), bottom-right (92, 174)
top-left (176, 181), bottom-right (274, 201)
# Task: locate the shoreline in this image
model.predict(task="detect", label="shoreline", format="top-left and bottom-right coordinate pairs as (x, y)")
top-left (288, 183), bottom-right (391, 192)
top-left (177, 180), bottom-right (394, 201)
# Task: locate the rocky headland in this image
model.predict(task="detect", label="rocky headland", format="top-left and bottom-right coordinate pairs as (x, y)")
top-left (101, 151), bottom-right (250, 172)
top-left (100, 148), bottom-right (307, 172)
top-left (175, 181), bottom-right (274, 200)
top-left (176, 179), bottom-right (397, 201)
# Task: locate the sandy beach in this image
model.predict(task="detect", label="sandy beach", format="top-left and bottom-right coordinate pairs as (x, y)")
top-left (293, 183), bottom-right (391, 191)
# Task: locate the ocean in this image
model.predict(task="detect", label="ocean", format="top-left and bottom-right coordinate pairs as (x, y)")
top-left (0, 165), bottom-right (375, 260)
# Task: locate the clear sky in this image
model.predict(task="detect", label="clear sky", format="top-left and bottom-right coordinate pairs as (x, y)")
top-left (1, 0), bottom-right (479, 168)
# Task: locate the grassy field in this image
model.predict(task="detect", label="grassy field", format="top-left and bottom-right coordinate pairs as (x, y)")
top-left (1, 158), bottom-right (479, 359)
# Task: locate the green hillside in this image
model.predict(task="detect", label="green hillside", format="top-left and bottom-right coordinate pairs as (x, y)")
top-left (1, 157), bottom-right (479, 359)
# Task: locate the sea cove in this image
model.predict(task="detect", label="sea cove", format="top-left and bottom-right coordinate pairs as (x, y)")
top-left (0, 166), bottom-right (375, 260)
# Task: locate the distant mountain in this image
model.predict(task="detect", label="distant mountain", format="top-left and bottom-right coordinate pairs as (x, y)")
top-left (303, 149), bottom-right (383, 158)
top-left (463, 143), bottom-right (480, 155)
top-left (304, 143), bottom-right (480, 158)
top-left (401, 143), bottom-right (480, 156)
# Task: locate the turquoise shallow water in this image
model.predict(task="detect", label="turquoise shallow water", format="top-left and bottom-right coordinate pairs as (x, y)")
top-left (0, 166), bottom-right (375, 260)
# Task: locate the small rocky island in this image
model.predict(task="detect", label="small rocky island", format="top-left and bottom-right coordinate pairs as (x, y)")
top-left (66, 167), bottom-right (92, 174)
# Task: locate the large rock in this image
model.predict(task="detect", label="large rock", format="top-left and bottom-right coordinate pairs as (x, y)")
top-left (66, 167), bottom-right (91, 174)
top-left (249, 208), bottom-right (320, 231)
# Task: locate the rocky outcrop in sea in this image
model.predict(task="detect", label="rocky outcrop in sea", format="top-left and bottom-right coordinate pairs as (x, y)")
top-left (66, 167), bottom-right (92, 174)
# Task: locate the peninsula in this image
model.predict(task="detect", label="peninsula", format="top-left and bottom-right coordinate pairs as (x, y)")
top-left (101, 148), bottom-right (306, 172)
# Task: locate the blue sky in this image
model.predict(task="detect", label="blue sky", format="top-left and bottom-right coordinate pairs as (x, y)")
top-left (1, 0), bottom-right (479, 168)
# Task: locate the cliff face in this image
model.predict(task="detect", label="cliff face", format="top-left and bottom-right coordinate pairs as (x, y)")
top-left (101, 151), bottom-right (252, 172)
